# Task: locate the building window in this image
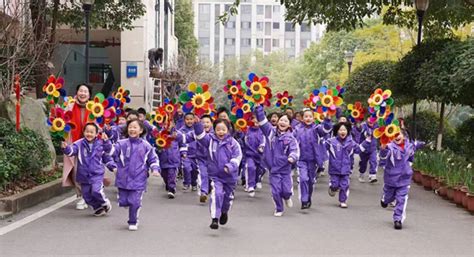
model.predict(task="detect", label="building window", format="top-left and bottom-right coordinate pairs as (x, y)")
top-left (256, 22), bottom-right (263, 31)
top-left (241, 38), bottom-right (251, 46)
top-left (225, 38), bottom-right (236, 46)
top-left (272, 39), bottom-right (279, 47)
top-left (265, 5), bottom-right (272, 19)
top-left (224, 4), bottom-right (231, 12)
top-left (257, 5), bottom-right (264, 15)
top-left (273, 5), bottom-right (280, 13)
top-left (89, 64), bottom-right (112, 84)
top-left (264, 39), bottom-right (271, 52)
top-left (301, 23), bottom-right (311, 32)
top-left (285, 22), bottom-right (295, 32)
top-left (256, 38), bottom-right (263, 47)
top-left (273, 22), bottom-right (280, 29)
top-left (265, 22), bottom-right (271, 35)
top-left (199, 4), bottom-right (210, 21)
top-left (241, 21), bottom-right (251, 30)
top-left (215, 4), bottom-right (221, 22)
top-left (241, 5), bottom-right (251, 14)
top-left (285, 39), bottom-right (295, 48)
top-left (199, 21), bottom-right (210, 30)
top-left (225, 21), bottom-right (235, 29)
top-left (199, 37), bottom-right (210, 47)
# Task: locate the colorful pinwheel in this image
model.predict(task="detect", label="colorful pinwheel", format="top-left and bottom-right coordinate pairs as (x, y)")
top-left (275, 91), bottom-right (293, 110)
top-left (86, 93), bottom-right (119, 127)
top-left (150, 129), bottom-right (174, 150)
top-left (179, 82), bottom-right (215, 117)
top-left (244, 73), bottom-right (272, 106)
top-left (61, 96), bottom-right (75, 108)
top-left (367, 88), bottom-right (394, 123)
top-left (311, 85), bottom-right (345, 117)
top-left (346, 102), bottom-right (366, 123)
top-left (224, 80), bottom-right (246, 100)
top-left (43, 75), bottom-right (66, 105)
top-left (373, 113), bottom-right (401, 146)
top-left (113, 86), bottom-right (131, 105)
top-left (46, 107), bottom-right (75, 139)
top-left (230, 101), bottom-right (255, 132)
top-left (163, 98), bottom-right (177, 115)
top-left (303, 93), bottom-right (317, 110)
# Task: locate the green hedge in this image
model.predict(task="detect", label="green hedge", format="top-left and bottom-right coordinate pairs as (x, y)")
top-left (0, 118), bottom-right (51, 189)
top-left (455, 117), bottom-right (474, 160)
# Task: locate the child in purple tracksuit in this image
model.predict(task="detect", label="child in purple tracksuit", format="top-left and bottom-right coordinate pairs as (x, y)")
top-left (244, 114), bottom-right (265, 197)
top-left (183, 115), bottom-right (214, 203)
top-left (110, 119), bottom-right (161, 231)
top-left (194, 118), bottom-right (242, 230)
top-left (180, 113), bottom-right (199, 191)
top-left (157, 128), bottom-right (187, 199)
top-left (326, 122), bottom-right (370, 208)
top-left (379, 130), bottom-right (424, 230)
top-left (255, 106), bottom-right (300, 217)
top-left (62, 123), bottom-right (116, 216)
top-left (358, 119), bottom-right (379, 183)
top-left (294, 109), bottom-right (331, 209)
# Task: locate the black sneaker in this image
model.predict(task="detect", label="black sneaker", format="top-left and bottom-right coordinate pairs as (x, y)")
top-left (241, 179), bottom-right (246, 186)
top-left (210, 218), bottom-right (219, 229)
top-left (219, 212), bottom-right (228, 225)
top-left (394, 221), bottom-right (402, 230)
top-left (93, 207), bottom-right (106, 217)
top-left (167, 192), bottom-right (175, 199)
top-left (301, 202), bottom-right (310, 209)
top-left (308, 201), bottom-right (312, 208)
top-left (104, 202), bottom-right (112, 213)
top-left (381, 200), bottom-right (388, 208)
top-left (200, 194), bottom-right (208, 203)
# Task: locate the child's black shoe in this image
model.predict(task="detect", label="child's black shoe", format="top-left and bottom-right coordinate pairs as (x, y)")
top-left (210, 218), bottom-right (219, 229)
top-left (301, 202), bottom-right (310, 209)
top-left (394, 221), bottom-right (402, 230)
top-left (219, 213), bottom-right (228, 225)
top-left (380, 200), bottom-right (388, 208)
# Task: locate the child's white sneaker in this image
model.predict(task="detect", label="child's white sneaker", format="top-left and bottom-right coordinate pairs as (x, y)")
top-left (256, 182), bottom-right (262, 189)
top-left (248, 187), bottom-right (255, 197)
top-left (76, 198), bottom-right (88, 210)
top-left (273, 211), bottom-right (283, 217)
top-left (128, 224), bottom-right (138, 231)
top-left (103, 200), bottom-right (112, 213)
top-left (284, 198), bottom-right (293, 208)
top-left (369, 175), bottom-right (378, 183)
top-left (339, 202), bottom-right (348, 208)
top-left (328, 187), bottom-right (337, 197)
top-left (358, 174), bottom-right (365, 183)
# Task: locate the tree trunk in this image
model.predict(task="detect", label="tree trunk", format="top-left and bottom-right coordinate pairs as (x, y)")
top-left (436, 102), bottom-right (445, 151)
top-left (30, 0), bottom-right (49, 99)
top-left (49, 0), bottom-right (60, 51)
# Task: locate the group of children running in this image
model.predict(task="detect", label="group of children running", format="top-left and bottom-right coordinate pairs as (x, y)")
top-left (62, 101), bottom-right (424, 231)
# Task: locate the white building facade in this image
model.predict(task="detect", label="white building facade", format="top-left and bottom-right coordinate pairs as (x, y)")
top-left (193, 0), bottom-right (324, 64)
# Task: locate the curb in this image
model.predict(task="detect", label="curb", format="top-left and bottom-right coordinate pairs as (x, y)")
top-left (0, 178), bottom-right (71, 219)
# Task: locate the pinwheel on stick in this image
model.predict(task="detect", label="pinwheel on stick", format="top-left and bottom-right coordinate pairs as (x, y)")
top-left (86, 93), bottom-right (119, 128)
top-left (43, 75), bottom-right (66, 105)
top-left (46, 107), bottom-right (75, 139)
top-left (243, 73), bottom-right (272, 107)
top-left (275, 91), bottom-right (293, 111)
top-left (179, 82), bottom-right (215, 117)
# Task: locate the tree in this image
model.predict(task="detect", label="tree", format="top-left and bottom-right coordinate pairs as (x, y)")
top-left (451, 38), bottom-right (474, 108)
top-left (175, 0), bottom-right (198, 61)
top-left (416, 39), bottom-right (470, 150)
top-left (220, 1), bottom-right (473, 39)
top-left (344, 60), bottom-right (399, 103)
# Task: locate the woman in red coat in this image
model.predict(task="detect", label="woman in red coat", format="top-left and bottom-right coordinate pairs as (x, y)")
top-left (61, 84), bottom-right (91, 210)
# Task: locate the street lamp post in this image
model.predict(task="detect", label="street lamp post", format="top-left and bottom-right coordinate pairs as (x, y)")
top-left (345, 51), bottom-right (354, 77)
top-left (412, 0), bottom-right (429, 139)
top-left (82, 0), bottom-right (95, 84)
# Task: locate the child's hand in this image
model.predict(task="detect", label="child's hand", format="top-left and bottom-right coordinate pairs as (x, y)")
top-left (112, 168), bottom-right (117, 174)
top-left (102, 133), bottom-right (109, 141)
top-left (152, 171), bottom-right (160, 177)
top-left (105, 124), bottom-right (112, 131)
top-left (61, 141), bottom-right (68, 149)
top-left (380, 144), bottom-right (387, 150)
top-left (258, 146), bottom-right (264, 153)
top-left (181, 153), bottom-right (187, 159)
top-left (366, 137), bottom-right (371, 143)
top-left (224, 167), bottom-right (229, 173)
top-left (288, 157), bottom-right (295, 164)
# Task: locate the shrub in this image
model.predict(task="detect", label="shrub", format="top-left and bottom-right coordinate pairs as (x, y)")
top-left (0, 118), bottom-right (50, 189)
top-left (455, 117), bottom-right (474, 161)
top-left (404, 110), bottom-right (455, 145)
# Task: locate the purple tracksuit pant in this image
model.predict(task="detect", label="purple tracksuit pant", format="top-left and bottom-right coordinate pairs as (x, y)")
top-left (297, 160), bottom-right (318, 204)
top-left (81, 182), bottom-right (109, 211)
top-left (210, 179), bottom-right (236, 219)
top-left (245, 157), bottom-right (263, 190)
top-left (182, 157), bottom-right (199, 187)
top-left (118, 188), bottom-right (144, 225)
top-left (270, 173), bottom-right (293, 212)
top-left (359, 150), bottom-right (378, 175)
top-left (197, 159), bottom-right (209, 195)
top-left (161, 168), bottom-right (177, 193)
top-left (329, 174), bottom-right (350, 203)
top-left (382, 185), bottom-right (410, 222)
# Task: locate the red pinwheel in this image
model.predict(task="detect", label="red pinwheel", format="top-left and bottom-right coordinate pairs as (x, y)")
top-left (151, 129), bottom-right (174, 150)
top-left (86, 93), bottom-right (119, 128)
top-left (43, 75), bottom-right (66, 105)
top-left (244, 73), bottom-right (272, 107)
top-left (275, 91), bottom-right (293, 110)
top-left (346, 102), bottom-right (366, 123)
top-left (178, 82), bottom-right (215, 117)
top-left (47, 106), bottom-right (75, 139)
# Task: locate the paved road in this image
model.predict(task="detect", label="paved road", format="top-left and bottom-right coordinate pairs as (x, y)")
top-left (1, 161), bottom-right (473, 257)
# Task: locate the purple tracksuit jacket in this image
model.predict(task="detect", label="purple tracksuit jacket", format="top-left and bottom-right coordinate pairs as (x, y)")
top-left (157, 130), bottom-right (186, 194)
top-left (194, 122), bottom-right (242, 219)
top-left (244, 126), bottom-right (265, 189)
top-left (379, 139), bottom-right (424, 222)
top-left (184, 127), bottom-right (213, 195)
